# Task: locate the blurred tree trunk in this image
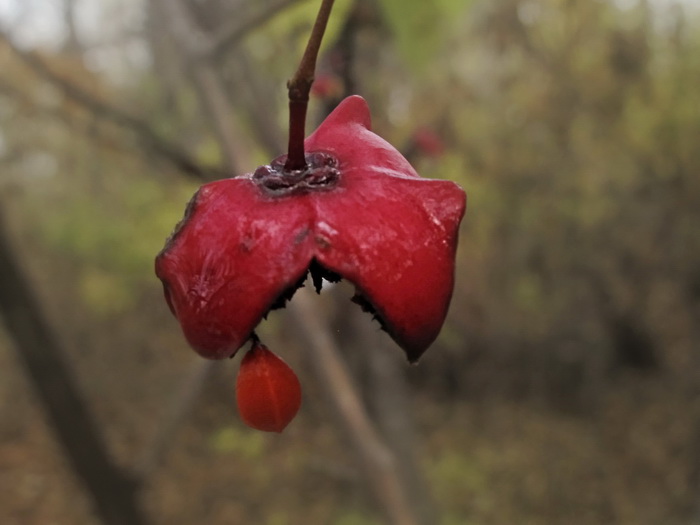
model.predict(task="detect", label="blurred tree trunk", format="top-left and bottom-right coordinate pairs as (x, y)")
top-left (0, 209), bottom-right (149, 525)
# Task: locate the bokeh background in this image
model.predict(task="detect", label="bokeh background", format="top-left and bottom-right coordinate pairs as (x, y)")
top-left (1, 0), bottom-right (700, 524)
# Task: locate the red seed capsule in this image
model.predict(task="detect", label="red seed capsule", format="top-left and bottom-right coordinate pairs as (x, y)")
top-left (236, 343), bottom-right (302, 433)
top-left (155, 96), bottom-right (466, 363)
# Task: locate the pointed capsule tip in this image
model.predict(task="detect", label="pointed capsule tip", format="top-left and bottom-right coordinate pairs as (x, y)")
top-left (316, 95), bottom-right (372, 132)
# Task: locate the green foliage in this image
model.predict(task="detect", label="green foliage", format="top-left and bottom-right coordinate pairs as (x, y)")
top-left (429, 450), bottom-right (489, 503)
top-left (377, 0), bottom-right (473, 70)
top-left (331, 512), bottom-right (381, 525)
top-left (266, 512), bottom-right (293, 525)
top-left (423, 0), bottom-right (700, 372)
top-left (79, 267), bottom-right (135, 315)
top-left (34, 173), bottom-right (196, 314)
top-left (209, 425), bottom-right (266, 460)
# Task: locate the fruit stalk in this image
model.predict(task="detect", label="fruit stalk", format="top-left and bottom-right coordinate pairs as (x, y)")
top-left (284, 0), bottom-right (336, 171)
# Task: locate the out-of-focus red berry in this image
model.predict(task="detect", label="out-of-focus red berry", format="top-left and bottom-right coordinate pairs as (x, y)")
top-left (310, 73), bottom-right (343, 99)
top-left (412, 127), bottom-right (446, 157)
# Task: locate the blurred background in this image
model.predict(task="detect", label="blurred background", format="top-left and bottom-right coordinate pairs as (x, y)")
top-left (1, 0), bottom-right (700, 524)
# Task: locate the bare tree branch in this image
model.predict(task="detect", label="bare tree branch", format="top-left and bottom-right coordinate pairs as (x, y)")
top-left (0, 208), bottom-right (150, 525)
top-left (153, 0), bottom-right (251, 173)
top-left (0, 31), bottom-right (223, 181)
top-left (62, 0), bottom-right (83, 55)
top-left (224, 50), bottom-right (286, 154)
top-left (363, 323), bottom-right (439, 525)
top-left (207, 0), bottom-right (304, 60)
top-left (289, 291), bottom-right (420, 525)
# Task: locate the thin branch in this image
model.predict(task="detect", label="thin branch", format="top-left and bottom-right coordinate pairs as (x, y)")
top-left (207, 0), bottom-right (304, 60)
top-left (289, 291), bottom-right (420, 525)
top-left (62, 0), bottom-right (83, 55)
top-left (288, 0), bottom-right (335, 95)
top-left (154, 0), bottom-right (250, 174)
top-left (227, 50), bottom-right (286, 154)
top-left (285, 0), bottom-right (336, 169)
top-left (363, 321), bottom-right (439, 525)
top-left (0, 31), bottom-right (222, 181)
top-left (153, 0), bottom-right (210, 60)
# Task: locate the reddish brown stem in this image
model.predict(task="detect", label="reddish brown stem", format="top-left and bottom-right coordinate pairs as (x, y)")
top-left (284, 0), bottom-right (335, 171)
